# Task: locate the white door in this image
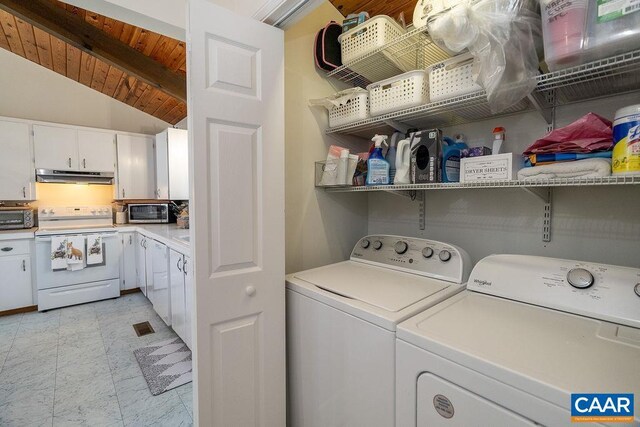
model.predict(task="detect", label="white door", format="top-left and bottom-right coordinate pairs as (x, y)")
top-left (0, 120), bottom-right (33, 201)
top-left (78, 130), bottom-right (116, 172)
top-left (170, 249), bottom-right (186, 341)
top-left (145, 238), bottom-right (155, 303)
top-left (155, 130), bottom-right (170, 199)
top-left (33, 125), bottom-right (78, 170)
top-left (120, 232), bottom-right (137, 290)
top-left (187, 1), bottom-right (285, 425)
top-left (151, 240), bottom-right (171, 326)
top-left (136, 234), bottom-right (147, 296)
top-left (167, 129), bottom-right (189, 200)
top-left (116, 134), bottom-right (156, 199)
top-left (183, 255), bottom-right (193, 349)
top-left (0, 255), bottom-right (32, 311)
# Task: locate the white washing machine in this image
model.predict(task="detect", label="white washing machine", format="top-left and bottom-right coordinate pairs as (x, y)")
top-left (396, 254), bottom-right (640, 426)
top-left (286, 235), bottom-right (472, 427)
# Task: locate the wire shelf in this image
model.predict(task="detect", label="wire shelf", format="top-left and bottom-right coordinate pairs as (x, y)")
top-left (318, 175), bottom-right (640, 192)
top-left (326, 26), bottom-right (451, 88)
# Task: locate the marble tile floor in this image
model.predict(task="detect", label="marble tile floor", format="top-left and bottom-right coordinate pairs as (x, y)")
top-left (0, 292), bottom-right (193, 427)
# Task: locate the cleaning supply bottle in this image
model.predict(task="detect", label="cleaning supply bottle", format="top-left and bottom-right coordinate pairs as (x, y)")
top-left (386, 132), bottom-right (401, 184)
top-left (367, 134), bottom-right (390, 185)
top-left (492, 127), bottom-right (505, 154)
top-left (441, 134), bottom-right (468, 183)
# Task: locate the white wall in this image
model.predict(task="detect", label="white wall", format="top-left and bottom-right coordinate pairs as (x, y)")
top-left (368, 92), bottom-right (640, 268)
top-left (0, 49), bottom-right (170, 134)
top-left (284, 2), bottom-right (368, 274)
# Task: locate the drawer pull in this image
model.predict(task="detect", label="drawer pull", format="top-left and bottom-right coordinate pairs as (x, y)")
top-left (22, 260), bottom-right (26, 271)
top-left (1, 247), bottom-right (13, 252)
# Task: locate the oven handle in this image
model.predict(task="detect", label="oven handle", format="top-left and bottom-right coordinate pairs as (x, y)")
top-left (36, 233), bottom-right (119, 242)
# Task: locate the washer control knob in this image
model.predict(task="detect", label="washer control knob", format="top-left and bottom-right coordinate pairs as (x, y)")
top-left (439, 250), bottom-right (452, 262)
top-left (634, 283), bottom-right (640, 298)
top-left (422, 247), bottom-right (434, 258)
top-left (394, 241), bottom-right (408, 254)
top-left (373, 240), bottom-right (383, 250)
top-left (567, 268), bottom-right (594, 289)
top-left (361, 239), bottom-right (370, 249)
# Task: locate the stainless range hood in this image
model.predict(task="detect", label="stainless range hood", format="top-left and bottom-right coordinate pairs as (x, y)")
top-left (36, 169), bottom-right (114, 185)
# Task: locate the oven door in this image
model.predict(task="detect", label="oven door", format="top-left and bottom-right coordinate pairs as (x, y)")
top-left (128, 204), bottom-right (168, 223)
top-left (35, 232), bottom-right (120, 290)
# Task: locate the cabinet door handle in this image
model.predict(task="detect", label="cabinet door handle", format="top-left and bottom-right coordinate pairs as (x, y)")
top-left (22, 260), bottom-right (26, 271)
top-left (122, 188), bottom-right (125, 198)
top-left (22, 187), bottom-right (26, 198)
top-left (68, 157), bottom-right (72, 167)
top-left (183, 259), bottom-right (187, 276)
top-left (1, 247), bottom-right (13, 252)
top-left (177, 257), bottom-right (183, 272)
top-left (129, 235), bottom-right (132, 245)
top-left (83, 158), bottom-right (86, 168)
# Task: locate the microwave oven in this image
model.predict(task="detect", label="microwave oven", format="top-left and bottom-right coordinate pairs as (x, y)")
top-left (128, 204), bottom-right (172, 224)
top-left (0, 208), bottom-right (35, 230)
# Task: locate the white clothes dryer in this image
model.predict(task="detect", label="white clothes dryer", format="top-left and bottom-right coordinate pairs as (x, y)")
top-left (396, 254), bottom-right (640, 426)
top-left (286, 235), bottom-right (472, 427)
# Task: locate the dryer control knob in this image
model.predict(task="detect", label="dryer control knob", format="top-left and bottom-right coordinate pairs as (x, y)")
top-left (567, 268), bottom-right (594, 289)
top-left (439, 250), bottom-right (451, 262)
top-left (361, 239), bottom-right (370, 249)
top-left (422, 247), bottom-right (434, 258)
top-left (394, 241), bottom-right (408, 254)
top-left (373, 240), bottom-right (383, 250)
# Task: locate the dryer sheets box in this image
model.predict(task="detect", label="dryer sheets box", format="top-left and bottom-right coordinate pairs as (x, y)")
top-left (460, 153), bottom-right (523, 182)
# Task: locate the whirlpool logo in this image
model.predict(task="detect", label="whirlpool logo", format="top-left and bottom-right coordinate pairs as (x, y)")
top-left (571, 394), bottom-right (634, 423)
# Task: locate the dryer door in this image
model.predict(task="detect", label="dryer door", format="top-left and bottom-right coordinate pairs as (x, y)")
top-left (417, 373), bottom-right (536, 426)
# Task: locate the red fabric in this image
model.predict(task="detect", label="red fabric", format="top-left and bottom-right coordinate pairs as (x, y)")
top-left (524, 113), bottom-right (613, 154)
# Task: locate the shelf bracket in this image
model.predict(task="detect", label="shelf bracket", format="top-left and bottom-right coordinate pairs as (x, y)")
top-left (527, 90), bottom-right (554, 126)
top-left (522, 187), bottom-right (552, 242)
top-left (383, 190), bottom-right (425, 230)
top-left (383, 119), bottom-right (411, 134)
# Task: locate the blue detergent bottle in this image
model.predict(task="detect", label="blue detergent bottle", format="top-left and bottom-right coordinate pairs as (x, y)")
top-left (367, 134), bottom-right (390, 185)
top-left (441, 134), bottom-right (468, 183)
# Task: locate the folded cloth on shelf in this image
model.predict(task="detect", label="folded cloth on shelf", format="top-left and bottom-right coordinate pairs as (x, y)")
top-left (517, 158), bottom-right (611, 180)
top-left (524, 113), bottom-right (613, 155)
top-left (524, 151), bottom-right (612, 167)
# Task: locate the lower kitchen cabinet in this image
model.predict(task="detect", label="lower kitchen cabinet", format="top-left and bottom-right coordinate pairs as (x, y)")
top-left (120, 232), bottom-right (137, 290)
top-left (0, 240), bottom-right (33, 311)
top-left (184, 255), bottom-right (193, 349)
top-left (150, 239), bottom-right (170, 326)
top-left (170, 249), bottom-right (192, 348)
top-left (136, 233), bottom-right (148, 297)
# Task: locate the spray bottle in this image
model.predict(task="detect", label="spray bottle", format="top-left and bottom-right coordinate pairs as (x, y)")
top-left (492, 127), bottom-right (505, 154)
top-left (367, 134), bottom-right (390, 185)
top-left (386, 132), bottom-right (401, 184)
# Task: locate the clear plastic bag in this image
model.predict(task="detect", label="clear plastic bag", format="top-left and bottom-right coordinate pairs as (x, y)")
top-left (428, 0), bottom-right (542, 113)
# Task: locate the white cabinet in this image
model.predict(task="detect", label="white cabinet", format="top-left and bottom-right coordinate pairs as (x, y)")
top-left (77, 130), bottom-right (116, 172)
top-left (183, 255), bottom-right (193, 349)
top-left (136, 233), bottom-right (148, 296)
top-left (120, 232), bottom-right (137, 290)
top-left (33, 125), bottom-right (78, 171)
top-left (150, 240), bottom-right (170, 326)
top-left (0, 120), bottom-right (34, 201)
top-left (170, 249), bottom-right (187, 343)
top-left (155, 128), bottom-right (189, 200)
top-left (34, 125), bottom-right (116, 173)
top-left (0, 240), bottom-right (33, 311)
top-left (116, 134), bottom-right (156, 199)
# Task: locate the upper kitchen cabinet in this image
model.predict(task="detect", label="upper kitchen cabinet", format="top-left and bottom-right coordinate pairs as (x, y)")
top-left (34, 125), bottom-right (116, 173)
top-left (0, 120), bottom-right (34, 201)
top-left (77, 130), bottom-right (116, 172)
top-left (116, 134), bottom-right (156, 199)
top-left (33, 125), bottom-right (78, 171)
top-left (155, 128), bottom-right (189, 200)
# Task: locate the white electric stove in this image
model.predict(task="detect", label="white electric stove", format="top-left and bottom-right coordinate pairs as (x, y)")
top-left (35, 205), bottom-right (120, 310)
top-left (396, 254), bottom-right (640, 426)
top-left (286, 235), bottom-right (472, 427)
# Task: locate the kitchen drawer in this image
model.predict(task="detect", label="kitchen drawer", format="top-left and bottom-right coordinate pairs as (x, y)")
top-left (0, 240), bottom-right (30, 256)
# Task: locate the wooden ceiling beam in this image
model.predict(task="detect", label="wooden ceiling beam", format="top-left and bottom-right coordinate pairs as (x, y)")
top-left (0, 0), bottom-right (186, 102)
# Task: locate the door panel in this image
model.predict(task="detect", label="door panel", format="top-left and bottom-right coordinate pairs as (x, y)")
top-left (116, 134), bottom-right (156, 199)
top-left (151, 241), bottom-right (170, 326)
top-left (136, 234), bottom-right (147, 296)
top-left (170, 250), bottom-right (186, 341)
top-left (0, 120), bottom-right (33, 200)
top-left (78, 130), bottom-right (116, 172)
top-left (167, 129), bottom-right (189, 200)
top-left (184, 255), bottom-right (193, 349)
top-left (0, 255), bottom-right (32, 311)
top-left (155, 130), bottom-right (169, 200)
top-left (187, 1), bottom-right (285, 425)
top-left (33, 125), bottom-right (78, 170)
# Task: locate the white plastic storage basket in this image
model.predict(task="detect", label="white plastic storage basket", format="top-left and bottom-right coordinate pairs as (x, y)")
top-left (429, 53), bottom-right (483, 102)
top-left (328, 92), bottom-right (369, 128)
top-left (367, 70), bottom-right (430, 116)
top-left (339, 16), bottom-right (407, 63)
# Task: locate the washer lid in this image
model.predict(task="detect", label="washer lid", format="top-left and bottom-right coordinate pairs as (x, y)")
top-left (294, 261), bottom-right (449, 312)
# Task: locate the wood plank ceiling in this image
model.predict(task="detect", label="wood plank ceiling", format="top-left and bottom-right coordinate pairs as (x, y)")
top-left (329, 0), bottom-right (416, 21)
top-left (0, 1), bottom-right (187, 124)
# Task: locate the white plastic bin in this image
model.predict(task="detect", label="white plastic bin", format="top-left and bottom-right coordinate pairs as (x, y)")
top-left (339, 16), bottom-right (407, 63)
top-left (429, 54), bottom-right (483, 102)
top-left (328, 92), bottom-right (369, 127)
top-left (367, 70), bottom-right (430, 116)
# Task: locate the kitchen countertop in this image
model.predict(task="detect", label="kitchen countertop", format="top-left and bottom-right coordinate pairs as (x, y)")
top-left (116, 224), bottom-right (190, 253)
top-left (0, 227), bottom-right (37, 241)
